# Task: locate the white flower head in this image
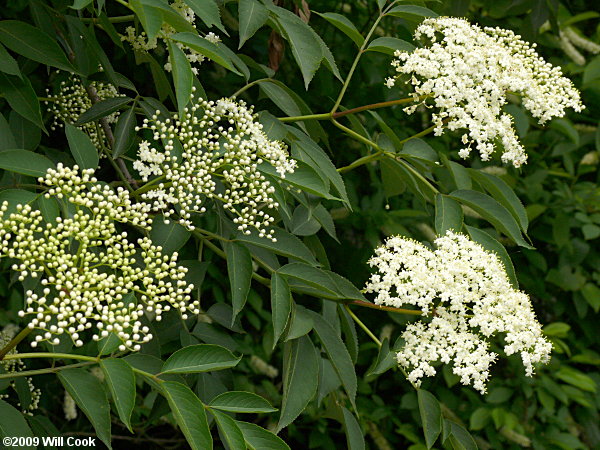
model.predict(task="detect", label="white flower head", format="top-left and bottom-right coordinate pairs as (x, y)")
top-left (133, 90), bottom-right (296, 240)
top-left (388, 17), bottom-right (584, 167)
top-left (365, 231), bottom-right (552, 393)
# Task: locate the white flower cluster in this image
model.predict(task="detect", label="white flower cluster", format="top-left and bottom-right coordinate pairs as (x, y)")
top-left (387, 17), bottom-right (584, 167)
top-left (121, 0), bottom-right (221, 75)
top-left (0, 327), bottom-right (42, 415)
top-left (46, 75), bottom-right (124, 150)
top-left (364, 231), bottom-right (552, 393)
top-left (133, 90), bottom-right (296, 240)
top-left (0, 165), bottom-right (200, 351)
top-left (559, 27), bottom-right (600, 65)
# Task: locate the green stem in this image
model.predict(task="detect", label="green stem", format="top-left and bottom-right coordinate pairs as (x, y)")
top-left (331, 13), bottom-right (384, 114)
top-left (3, 352), bottom-right (99, 362)
top-left (347, 300), bottom-right (423, 316)
top-left (0, 361), bottom-right (95, 380)
top-left (344, 305), bottom-right (381, 347)
top-left (231, 78), bottom-right (271, 98)
top-left (332, 97), bottom-right (418, 119)
top-left (278, 113), bottom-right (332, 123)
top-left (0, 327), bottom-right (33, 361)
top-left (133, 175), bottom-right (167, 196)
top-left (398, 122), bottom-right (439, 144)
top-left (81, 15), bottom-right (135, 23)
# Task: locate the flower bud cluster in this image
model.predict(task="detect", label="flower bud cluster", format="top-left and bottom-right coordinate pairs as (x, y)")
top-left (46, 75), bottom-right (124, 150)
top-left (387, 17), bottom-right (584, 167)
top-left (364, 231), bottom-right (552, 393)
top-left (0, 165), bottom-right (200, 351)
top-left (121, 0), bottom-right (221, 75)
top-left (0, 327), bottom-right (42, 415)
top-left (133, 91), bottom-right (296, 240)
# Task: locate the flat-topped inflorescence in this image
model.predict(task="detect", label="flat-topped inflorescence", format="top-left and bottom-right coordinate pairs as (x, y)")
top-left (133, 90), bottom-right (296, 241)
top-left (386, 17), bottom-right (584, 167)
top-left (365, 231), bottom-right (552, 394)
top-left (0, 165), bottom-right (199, 351)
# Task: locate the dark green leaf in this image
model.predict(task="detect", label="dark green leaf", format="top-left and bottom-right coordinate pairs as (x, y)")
top-left (236, 226), bottom-right (318, 266)
top-left (210, 409), bottom-right (246, 450)
top-left (185, 0), bottom-right (225, 32)
top-left (279, 262), bottom-right (365, 301)
top-left (290, 204), bottom-right (321, 236)
top-left (150, 215), bottom-right (191, 254)
top-left (469, 170), bottom-right (528, 232)
top-left (0, 21), bottom-right (75, 72)
top-left (285, 304), bottom-right (314, 341)
top-left (0, 43), bottom-right (21, 77)
top-left (446, 420), bottom-right (478, 450)
top-left (65, 123), bottom-right (99, 170)
top-left (314, 12), bottom-right (364, 47)
top-left (466, 226), bottom-right (518, 287)
top-left (112, 106), bottom-right (137, 158)
top-left (0, 113), bottom-right (17, 150)
top-left (238, 0), bottom-right (269, 48)
top-left (224, 241), bottom-right (253, 321)
top-left (260, 160), bottom-right (336, 200)
top-left (277, 336), bottom-right (319, 431)
top-left (0, 149), bottom-right (53, 177)
top-left (271, 272), bottom-right (292, 347)
top-left (0, 73), bottom-right (45, 131)
top-left (100, 358), bottom-right (136, 432)
top-left (70, 0), bottom-right (94, 9)
top-left (237, 420), bottom-right (291, 450)
top-left (0, 189), bottom-right (38, 214)
top-left (417, 389), bottom-right (442, 449)
top-left (366, 338), bottom-right (396, 377)
top-left (167, 40), bottom-right (193, 118)
top-left (341, 406), bottom-right (365, 450)
top-left (58, 369), bottom-right (112, 449)
top-left (209, 391), bottom-right (277, 413)
top-left (386, 5), bottom-right (439, 20)
top-left (36, 195), bottom-right (60, 223)
top-left (366, 37), bottom-right (415, 55)
top-left (307, 310), bottom-right (357, 409)
top-left (435, 194), bottom-right (463, 235)
top-left (9, 112), bottom-right (40, 151)
top-left (171, 32), bottom-right (241, 75)
top-left (450, 190), bottom-right (532, 248)
top-left (0, 400), bottom-right (35, 446)
top-left (130, 0), bottom-right (163, 40)
top-left (75, 97), bottom-right (132, 125)
top-left (162, 381), bottom-right (212, 450)
top-left (162, 344), bottom-right (241, 374)
top-left (268, 5), bottom-right (323, 89)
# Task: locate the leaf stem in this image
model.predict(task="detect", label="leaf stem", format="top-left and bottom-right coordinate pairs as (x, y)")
top-left (347, 300), bottom-right (423, 315)
top-left (81, 15), bottom-right (135, 23)
top-left (330, 12), bottom-right (384, 114)
top-left (0, 361), bottom-right (96, 380)
top-left (332, 97), bottom-right (418, 118)
top-left (344, 305), bottom-right (381, 347)
top-left (0, 327), bottom-right (33, 361)
top-left (278, 113), bottom-right (332, 122)
top-left (231, 78), bottom-right (272, 98)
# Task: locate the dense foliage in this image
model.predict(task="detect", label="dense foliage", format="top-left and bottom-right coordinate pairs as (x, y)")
top-left (0, 0), bottom-right (599, 449)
